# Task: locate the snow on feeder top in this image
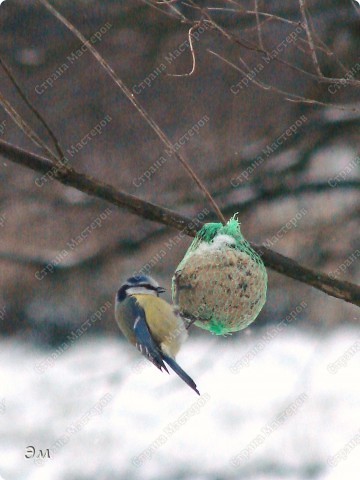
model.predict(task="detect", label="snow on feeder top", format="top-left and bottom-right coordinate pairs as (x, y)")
top-left (172, 215), bottom-right (268, 335)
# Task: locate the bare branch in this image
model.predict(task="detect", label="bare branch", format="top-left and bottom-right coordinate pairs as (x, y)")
top-left (206, 3), bottom-right (303, 26)
top-left (254, 0), bottom-right (264, 50)
top-left (0, 56), bottom-right (65, 160)
top-left (0, 90), bottom-right (64, 165)
top-left (183, 3), bottom-right (360, 88)
top-left (38, 0), bottom-right (226, 224)
top-left (0, 139), bottom-right (359, 307)
top-left (303, 11), bottom-right (349, 75)
top-left (167, 24), bottom-right (198, 77)
top-left (208, 49), bottom-right (358, 112)
top-left (298, 0), bottom-right (323, 76)
top-left (142, 0), bottom-right (185, 21)
top-left (213, 23), bottom-right (360, 88)
top-left (0, 139), bottom-right (196, 235)
top-left (256, 245), bottom-right (360, 307)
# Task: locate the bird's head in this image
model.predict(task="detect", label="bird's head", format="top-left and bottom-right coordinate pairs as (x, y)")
top-left (116, 275), bottom-right (166, 302)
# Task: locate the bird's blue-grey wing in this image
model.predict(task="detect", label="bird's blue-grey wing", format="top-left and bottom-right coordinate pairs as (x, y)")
top-left (127, 296), bottom-right (169, 373)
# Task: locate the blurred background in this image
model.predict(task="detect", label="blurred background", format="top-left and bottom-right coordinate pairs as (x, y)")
top-left (0, 1), bottom-right (359, 479)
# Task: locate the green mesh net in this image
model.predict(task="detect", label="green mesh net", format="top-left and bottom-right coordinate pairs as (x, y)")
top-left (172, 215), bottom-right (268, 335)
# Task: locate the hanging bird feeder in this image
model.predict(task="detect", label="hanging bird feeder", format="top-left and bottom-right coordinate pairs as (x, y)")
top-left (172, 215), bottom-right (268, 335)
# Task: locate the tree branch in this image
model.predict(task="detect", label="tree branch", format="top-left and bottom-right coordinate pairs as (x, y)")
top-left (0, 56), bottom-right (65, 161)
top-left (38, 0), bottom-right (226, 224)
top-left (0, 140), bottom-right (197, 235)
top-left (185, 2), bottom-right (360, 88)
top-left (298, 0), bottom-right (323, 77)
top-left (0, 139), bottom-right (359, 307)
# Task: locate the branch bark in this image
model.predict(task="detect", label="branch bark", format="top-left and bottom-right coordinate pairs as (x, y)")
top-left (1, 139), bottom-right (359, 307)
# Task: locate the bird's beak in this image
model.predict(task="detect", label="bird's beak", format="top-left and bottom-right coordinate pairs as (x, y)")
top-left (157, 286), bottom-right (166, 293)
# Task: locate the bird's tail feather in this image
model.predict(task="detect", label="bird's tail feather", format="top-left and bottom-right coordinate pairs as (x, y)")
top-left (162, 354), bottom-right (200, 395)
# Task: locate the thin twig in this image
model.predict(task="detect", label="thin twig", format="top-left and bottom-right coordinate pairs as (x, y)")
top-left (180, 0), bottom-right (348, 71)
top-left (304, 11), bottom-right (348, 75)
top-left (142, 0), bottom-right (185, 21)
top-left (0, 90), bottom-right (66, 166)
top-left (239, 16), bottom-right (273, 35)
top-left (0, 138), bottom-right (359, 307)
top-left (214, 21), bottom-right (360, 88)
top-left (0, 56), bottom-right (65, 160)
top-left (38, 0), bottom-right (226, 225)
top-left (156, 0), bottom-right (188, 21)
top-left (298, 0), bottom-right (323, 77)
top-left (208, 49), bottom-right (358, 112)
top-left (184, 5), bottom-right (360, 88)
top-left (205, 5), bottom-right (302, 26)
top-left (167, 24), bottom-right (197, 77)
top-left (155, 0), bottom-right (179, 4)
top-left (254, 0), bottom-right (264, 50)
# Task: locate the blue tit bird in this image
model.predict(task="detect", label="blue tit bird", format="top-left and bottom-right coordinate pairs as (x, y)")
top-left (115, 275), bottom-right (200, 395)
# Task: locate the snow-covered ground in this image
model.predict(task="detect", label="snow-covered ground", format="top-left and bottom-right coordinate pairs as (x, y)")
top-left (0, 326), bottom-right (359, 480)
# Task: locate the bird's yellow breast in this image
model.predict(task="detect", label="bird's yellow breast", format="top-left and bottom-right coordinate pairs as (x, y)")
top-left (134, 294), bottom-right (187, 357)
